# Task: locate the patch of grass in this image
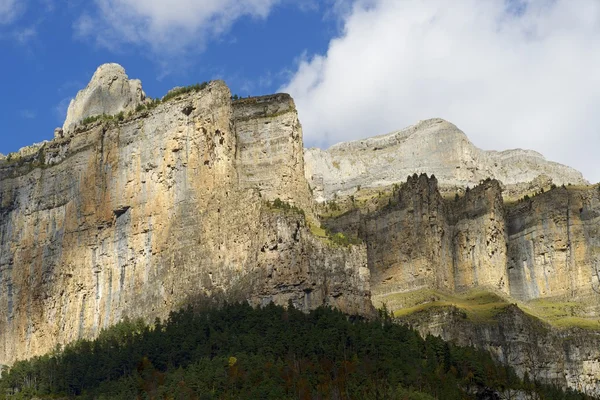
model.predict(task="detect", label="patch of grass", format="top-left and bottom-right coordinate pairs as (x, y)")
top-left (520, 298), bottom-right (600, 330)
top-left (308, 222), bottom-right (328, 238)
top-left (266, 198), bottom-right (305, 218)
top-left (329, 231), bottom-right (361, 246)
top-left (307, 220), bottom-right (361, 248)
top-left (162, 82), bottom-right (209, 103)
top-left (380, 288), bottom-right (600, 329)
top-left (378, 289), bottom-right (510, 323)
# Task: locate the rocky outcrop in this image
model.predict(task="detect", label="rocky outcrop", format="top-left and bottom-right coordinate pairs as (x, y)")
top-left (0, 78), bottom-right (371, 366)
top-left (323, 175), bottom-right (600, 395)
top-left (399, 305), bottom-right (600, 396)
top-left (325, 175), bottom-right (509, 296)
top-left (324, 175), bottom-right (599, 303)
top-left (233, 94), bottom-right (312, 212)
top-left (2, 63), bottom-right (599, 396)
top-left (507, 185), bottom-right (600, 302)
top-left (62, 64), bottom-right (146, 133)
top-left (305, 118), bottom-right (587, 201)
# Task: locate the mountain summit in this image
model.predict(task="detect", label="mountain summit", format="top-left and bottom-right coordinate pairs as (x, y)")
top-left (305, 118), bottom-right (587, 201)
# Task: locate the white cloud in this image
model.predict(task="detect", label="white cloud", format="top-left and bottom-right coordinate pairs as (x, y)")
top-left (76, 0), bottom-right (280, 53)
top-left (282, 0), bottom-right (600, 183)
top-left (0, 0), bottom-right (19, 24)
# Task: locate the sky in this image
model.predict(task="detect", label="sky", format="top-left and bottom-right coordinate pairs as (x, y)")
top-left (1, 0), bottom-right (599, 183)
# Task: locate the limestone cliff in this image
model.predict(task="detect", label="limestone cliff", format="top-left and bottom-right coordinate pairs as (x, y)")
top-left (324, 175), bottom-right (600, 305)
top-left (399, 305), bottom-right (600, 396)
top-left (322, 176), bottom-right (600, 397)
top-left (233, 94), bottom-right (313, 212)
top-left (2, 63), bottom-right (599, 396)
top-left (507, 185), bottom-right (600, 302)
top-left (0, 74), bottom-right (371, 366)
top-left (305, 118), bottom-right (588, 201)
top-left (325, 176), bottom-right (510, 297)
top-left (62, 64), bottom-right (146, 133)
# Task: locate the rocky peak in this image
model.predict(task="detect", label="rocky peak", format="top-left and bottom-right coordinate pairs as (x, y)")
top-left (62, 63), bottom-right (146, 133)
top-left (305, 118), bottom-right (587, 201)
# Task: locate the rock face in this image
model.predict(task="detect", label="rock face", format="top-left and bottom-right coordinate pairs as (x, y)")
top-left (507, 185), bottom-right (600, 301)
top-left (399, 306), bottom-right (600, 396)
top-left (324, 175), bottom-right (600, 304)
top-left (62, 64), bottom-right (146, 133)
top-left (233, 94), bottom-right (312, 211)
top-left (0, 79), bottom-right (371, 366)
top-left (305, 118), bottom-right (588, 201)
top-left (2, 63), bottom-right (599, 396)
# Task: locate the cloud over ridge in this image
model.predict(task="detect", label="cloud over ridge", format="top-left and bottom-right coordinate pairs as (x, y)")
top-left (281, 0), bottom-right (600, 183)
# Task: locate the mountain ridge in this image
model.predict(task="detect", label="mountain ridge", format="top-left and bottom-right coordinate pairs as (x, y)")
top-left (304, 117), bottom-right (588, 202)
top-left (1, 63), bottom-right (599, 396)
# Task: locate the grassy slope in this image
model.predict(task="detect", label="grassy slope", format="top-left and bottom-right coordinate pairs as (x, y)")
top-left (375, 289), bottom-right (600, 329)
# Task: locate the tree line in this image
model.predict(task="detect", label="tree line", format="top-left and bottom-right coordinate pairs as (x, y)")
top-left (0, 302), bottom-right (593, 399)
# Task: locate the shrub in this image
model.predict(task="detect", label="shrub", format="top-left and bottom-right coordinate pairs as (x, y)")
top-left (162, 82), bottom-right (209, 103)
top-left (81, 115), bottom-right (102, 125)
top-left (268, 198), bottom-right (305, 218)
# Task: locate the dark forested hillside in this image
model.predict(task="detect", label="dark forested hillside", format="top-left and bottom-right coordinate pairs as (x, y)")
top-left (0, 302), bottom-right (593, 400)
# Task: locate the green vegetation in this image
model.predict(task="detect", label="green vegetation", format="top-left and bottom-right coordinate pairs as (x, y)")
top-left (327, 231), bottom-right (360, 247)
top-left (267, 198), bottom-right (360, 247)
top-left (266, 198), bottom-right (306, 218)
top-left (377, 289), bottom-right (600, 330)
top-left (308, 221), bottom-right (329, 238)
top-left (0, 303), bottom-right (589, 400)
top-left (78, 112), bottom-right (127, 130)
top-left (307, 221), bottom-right (361, 247)
top-left (521, 298), bottom-right (600, 330)
top-left (76, 83), bottom-right (210, 130)
top-left (80, 114), bottom-right (104, 125)
top-left (162, 82), bottom-right (209, 103)
top-left (378, 290), bottom-right (510, 323)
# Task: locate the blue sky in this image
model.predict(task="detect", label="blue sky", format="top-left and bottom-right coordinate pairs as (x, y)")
top-left (0, 1), bottom-right (336, 154)
top-left (1, 0), bottom-right (599, 182)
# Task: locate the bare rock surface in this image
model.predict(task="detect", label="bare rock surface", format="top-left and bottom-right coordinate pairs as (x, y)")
top-left (62, 63), bottom-right (146, 133)
top-left (305, 118), bottom-right (587, 201)
top-left (324, 175), bottom-right (600, 303)
top-left (1, 64), bottom-right (599, 396)
top-left (0, 76), bottom-right (371, 366)
top-left (400, 305), bottom-right (600, 397)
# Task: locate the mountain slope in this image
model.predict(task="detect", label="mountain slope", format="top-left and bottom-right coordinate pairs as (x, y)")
top-left (305, 118), bottom-right (587, 201)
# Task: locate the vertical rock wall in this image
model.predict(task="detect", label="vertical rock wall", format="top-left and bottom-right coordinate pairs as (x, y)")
top-left (233, 94), bottom-right (312, 211)
top-left (361, 174), bottom-right (453, 295)
top-left (506, 186), bottom-right (600, 300)
top-left (399, 306), bottom-right (600, 397)
top-left (325, 176), bottom-right (598, 301)
top-left (0, 83), bottom-right (371, 366)
top-left (448, 180), bottom-right (508, 293)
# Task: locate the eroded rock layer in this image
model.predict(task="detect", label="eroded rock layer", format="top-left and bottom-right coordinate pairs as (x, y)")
top-left (305, 118), bottom-right (588, 201)
top-left (400, 306), bottom-right (600, 396)
top-left (324, 175), bottom-right (600, 303)
top-left (62, 64), bottom-right (146, 133)
top-left (0, 81), bottom-right (371, 366)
